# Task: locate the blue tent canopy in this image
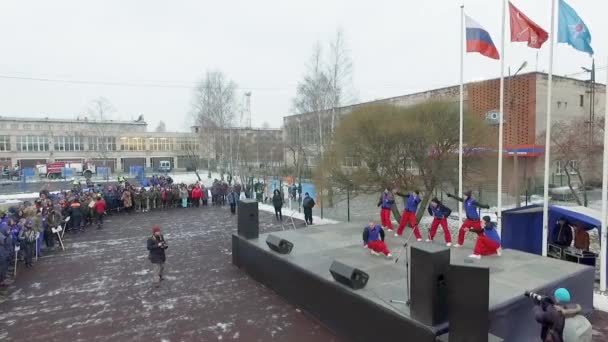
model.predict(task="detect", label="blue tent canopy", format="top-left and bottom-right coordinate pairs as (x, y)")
top-left (501, 204), bottom-right (604, 285)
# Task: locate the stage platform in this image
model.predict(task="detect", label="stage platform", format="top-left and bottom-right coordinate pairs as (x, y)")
top-left (232, 223), bottom-right (594, 342)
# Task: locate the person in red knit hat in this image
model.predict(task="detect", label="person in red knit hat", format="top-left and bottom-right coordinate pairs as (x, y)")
top-left (147, 226), bottom-right (168, 287)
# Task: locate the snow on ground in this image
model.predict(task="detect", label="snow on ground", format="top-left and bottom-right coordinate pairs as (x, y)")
top-left (596, 292), bottom-right (608, 312)
top-left (0, 192), bottom-right (46, 201)
top-left (258, 203), bottom-right (339, 226)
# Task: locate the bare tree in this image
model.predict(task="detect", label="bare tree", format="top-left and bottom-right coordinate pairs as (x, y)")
top-left (316, 101), bottom-right (490, 222)
top-left (327, 29), bottom-right (354, 133)
top-left (85, 97), bottom-right (118, 177)
top-left (155, 121), bottom-right (167, 132)
top-left (191, 70), bottom-right (238, 176)
top-left (262, 121), bottom-right (270, 129)
top-left (549, 117), bottom-right (602, 206)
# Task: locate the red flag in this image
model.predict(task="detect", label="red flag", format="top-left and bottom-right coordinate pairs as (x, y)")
top-left (509, 2), bottom-right (549, 49)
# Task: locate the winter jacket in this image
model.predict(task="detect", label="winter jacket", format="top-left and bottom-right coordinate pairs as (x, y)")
top-left (19, 227), bottom-right (37, 244)
top-left (556, 304), bottom-right (592, 342)
top-left (552, 222), bottom-right (573, 247)
top-left (121, 191), bottom-right (132, 208)
top-left (47, 210), bottom-right (63, 228)
top-left (94, 200), bottom-right (107, 215)
top-left (396, 192), bottom-right (421, 213)
top-left (227, 192), bottom-right (238, 205)
top-left (192, 187), bottom-right (202, 200)
top-left (362, 225), bottom-right (385, 245)
top-left (573, 227), bottom-right (590, 251)
top-left (272, 193), bottom-right (283, 208)
top-left (303, 196), bottom-right (315, 209)
top-left (448, 194), bottom-right (489, 220)
top-left (428, 204), bottom-right (452, 219)
top-left (0, 224), bottom-right (10, 258)
top-left (69, 202), bottom-right (83, 218)
top-left (147, 234), bottom-right (168, 264)
top-left (534, 301), bottom-right (565, 342)
top-left (377, 192), bottom-right (395, 210)
top-left (180, 189), bottom-right (188, 200)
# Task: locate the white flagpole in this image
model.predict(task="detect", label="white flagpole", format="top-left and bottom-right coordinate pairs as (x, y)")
top-left (458, 5), bottom-right (464, 222)
top-left (541, 0), bottom-right (557, 257)
top-left (497, 0), bottom-right (507, 236)
top-left (600, 56), bottom-right (608, 292)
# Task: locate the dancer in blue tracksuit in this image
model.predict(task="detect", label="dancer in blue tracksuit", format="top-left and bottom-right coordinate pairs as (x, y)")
top-left (362, 221), bottom-right (392, 258)
top-left (377, 188), bottom-right (395, 231)
top-left (427, 197), bottom-right (453, 246)
top-left (447, 190), bottom-right (490, 247)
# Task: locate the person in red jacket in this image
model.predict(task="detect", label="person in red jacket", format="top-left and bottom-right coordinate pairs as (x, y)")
top-left (191, 185), bottom-right (202, 208)
top-left (93, 195), bottom-right (107, 229)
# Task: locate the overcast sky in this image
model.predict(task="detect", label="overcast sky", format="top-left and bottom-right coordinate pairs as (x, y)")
top-left (0, 0), bottom-right (605, 132)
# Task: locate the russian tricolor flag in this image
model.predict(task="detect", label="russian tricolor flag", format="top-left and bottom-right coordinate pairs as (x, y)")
top-left (465, 15), bottom-right (500, 60)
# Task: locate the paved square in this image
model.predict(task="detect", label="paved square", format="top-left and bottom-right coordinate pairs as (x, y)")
top-left (0, 206), bottom-right (339, 341)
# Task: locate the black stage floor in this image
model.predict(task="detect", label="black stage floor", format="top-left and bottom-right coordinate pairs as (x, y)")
top-left (233, 223), bottom-right (594, 341)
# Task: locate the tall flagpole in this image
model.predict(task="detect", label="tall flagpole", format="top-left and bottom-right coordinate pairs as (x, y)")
top-left (497, 0), bottom-right (506, 235)
top-left (458, 5), bottom-right (464, 222)
top-left (600, 56), bottom-right (608, 292)
top-left (541, 0), bottom-right (557, 257)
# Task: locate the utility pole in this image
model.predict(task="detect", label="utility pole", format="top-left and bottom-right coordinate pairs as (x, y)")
top-left (510, 61), bottom-right (527, 208)
top-left (582, 59), bottom-right (596, 150)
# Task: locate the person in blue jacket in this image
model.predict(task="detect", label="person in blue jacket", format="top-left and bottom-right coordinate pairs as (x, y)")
top-left (377, 187), bottom-right (395, 231)
top-left (427, 197), bottom-right (453, 246)
top-left (395, 190), bottom-right (422, 240)
top-left (446, 190), bottom-right (490, 247)
top-left (468, 216), bottom-right (501, 259)
top-left (362, 221), bottom-right (392, 258)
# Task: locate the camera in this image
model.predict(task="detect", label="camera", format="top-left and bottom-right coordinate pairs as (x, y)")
top-left (524, 291), bottom-right (554, 305)
top-left (524, 291), bottom-right (544, 301)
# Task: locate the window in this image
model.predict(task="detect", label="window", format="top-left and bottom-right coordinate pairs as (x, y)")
top-left (556, 160), bottom-right (578, 175)
top-left (120, 137), bottom-right (145, 151)
top-left (176, 137), bottom-right (199, 151)
top-left (16, 135), bottom-right (49, 152)
top-left (88, 137), bottom-right (116, 151)
top-left (149, 137), bottom-right (174, 151)
top-left (580, 95), bottom-right (584, 107)
top-left (22, 124), bottom-right (31, 130)
top-left (0, 123), bottom-right (5, 129)
top-left (0, 136), bottom-right (10, 151)
top-left (54, 136), bottom-right (83, 151)
top-left (557, 101), bottom-right (561, 109)
top-left (10, 124), bottom-right (18, 130)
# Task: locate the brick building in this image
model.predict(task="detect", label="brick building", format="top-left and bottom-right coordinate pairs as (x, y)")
top-left (283, 72), bottom-right (606, 195)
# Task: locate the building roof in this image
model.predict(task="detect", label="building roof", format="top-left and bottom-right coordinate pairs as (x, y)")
top-left (0, 115), bottom-right (147, 125)
top-left (284, 71), bottom-right (606, 119)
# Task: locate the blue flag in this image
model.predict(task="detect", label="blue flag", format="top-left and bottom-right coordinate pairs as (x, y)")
top-left (557, 0), bottom-right (593, 55)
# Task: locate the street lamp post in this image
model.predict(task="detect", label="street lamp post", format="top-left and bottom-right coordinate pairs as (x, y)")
top-left (509, 61), bottom-right (527, 208)
top-left (582, 59), bottom-right (596, 150)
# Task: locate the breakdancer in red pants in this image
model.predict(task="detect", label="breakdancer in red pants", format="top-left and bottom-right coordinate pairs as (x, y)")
top-left (395, 190), bottom-right (422, 241)
top-left (377, 188), bottom-right (395, 231)
top-left (468, 216), bottom-right (502, 259)
top-left (362, 221), bottom-right (392, 258)
top-left (446, 190), bottom-right (490, 247)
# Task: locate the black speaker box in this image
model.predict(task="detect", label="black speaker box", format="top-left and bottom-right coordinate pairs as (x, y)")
top-left (266, 234), bottom-right (294, 254)
top-left (237, 199), bottom-right (259, 239)
top-left (329, 260), bottom-right (369, 290)
top-left (447, 263), bottom-right (490, 342)
top-left (410, 243), bottom-right (450, 326)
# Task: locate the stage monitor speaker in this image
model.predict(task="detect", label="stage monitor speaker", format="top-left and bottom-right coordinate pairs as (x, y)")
top-left (237, 199), bottom-right (259, 239)
top-left (329, 260), bottom-right (369, 290)
top-left (448, 263), bottom-right (490, 342)
top-left (410, 243), bottom-right (450, 326)
top-left (266, 234), bottom-right (294, 254)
